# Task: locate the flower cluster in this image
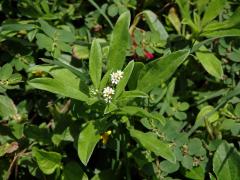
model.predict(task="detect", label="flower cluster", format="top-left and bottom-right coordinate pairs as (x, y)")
top-left (110, 70), bottom-right (124, 85)
top-left (101, 70), bottom-right (124, 103)
top-left (102, 86), bottom-right (115, 103)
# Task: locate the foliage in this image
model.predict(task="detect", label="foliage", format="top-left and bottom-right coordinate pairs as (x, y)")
top-left (0, 0), bottom-right (240, 179)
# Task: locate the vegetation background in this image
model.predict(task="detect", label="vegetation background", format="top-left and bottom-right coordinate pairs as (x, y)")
top-left (0, 0), bottom-right (240, 179)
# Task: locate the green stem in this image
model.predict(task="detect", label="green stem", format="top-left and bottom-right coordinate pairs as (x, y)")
top-left (87, 0), bottom-right (114, 29)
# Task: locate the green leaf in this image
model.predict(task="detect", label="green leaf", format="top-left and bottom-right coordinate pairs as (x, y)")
top-left (142, 10), bottom-right (168, 40)
top-left (108, 4), bottom-right (118, 17)
top-left (39, 19), bottom-right (56, 37)
top-left (203, 7), bottom-right (240, 31)
top-left (115, 61), bottom-right (134, 98)
top-left (118, 90), bottom-right (148, 100)
top-left (62, 162), bottom-right (88, 180)
top-left (137, 50), bottom-right (189, 93)
top-left (8, 73), bottom-right (22, 84)
top-left (120, 106), bottom-right (165, 125)
top-left (196, 45), bottom-right (223, 79)
top-left (57, 29), bottom-right (75, 43)
top-left (107, 11), bottom-right (130, 71)
top-left (78, 121), bottom-right (100, 166)
top-left (89, 39), bottom-right (102, 89)
top-left (28, 78), bottom-right (89, 102)
top-left (0, 95), bottom-right (17, 118)
top-left (2, 23), bottom-right (36, 31)
top-left (168, 7), bottom-right (181, 34)
top-left (0, 64), bottom-right (13, 81)
top-left (202, 29), bottom-right (240, 38)
top-left (213, 141), bottom-right (240, 180)
top-left (182, 155), bottom-right (193, 169)
top-left (160, 160), bottom-right (179, 173)
top-left (24, 125), bottom-right (52, 144)
top-left (36, 33), bottom-right (53, 50)
top-left (196, 105), bottom-right (219, 126)
top-left (130, 129), bottom-right (176, 163)
top-left (184, 166), bottom-right (205, 180)
top-left (175, 0), bottom-right (196, 31)
top-left (202, 0), bottom-right (227, 26)
top-left (72, 45), bottom-right (89, 59)
top-left (104, 103), bottom-right (118, 114)
top-left (32, 147), bottom-right (62, 175)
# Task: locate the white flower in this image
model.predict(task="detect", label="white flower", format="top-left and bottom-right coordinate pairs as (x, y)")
top-left (103, 86), bottom-right (115, 103)
top-left (110, 70), bottom-right (124, 85)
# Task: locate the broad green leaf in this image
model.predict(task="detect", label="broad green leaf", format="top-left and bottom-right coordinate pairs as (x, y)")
top-left (142, 10), bottom-right (168, 40)
top-left (196, 45), bottom-right (223, 79)
top-left (202, 29), bottom-right (240, 38)
top-left (78, 121), bottom-right (100, 165)
top-left (203, 7), bottom-right (240, 31)
top-left (39, 19), bottom-right (56, 37)
top-left (137, 50), bottom-right (189, 93)
top-left (130, 129), bottom-right (176, 163)
top-left (89, 39), bottom-right (102, 89)
top-left (184, 166), bottom-right (205, 180)
top-left (118, 90), bottom-right (148, 100)
top-left (213, 141), bottom-right (240, 180)
top-left (42, 57), bottom-right (87, 80)
top-left (182, 155), bottom-right (193, 169)
top-left (107, 11), bottom-right (130, 71)
top-left (62, 162), bottom-right (88, 180)
top-left (0, 95), bottom-right (17, 118)
top-left (115, 61), bottom-right (134, 98)
top-left (0, 64), bottom-right (13, 81)
top-left (36, 33), bottom-right (53, 50)
top-left (1, 23), bottom-right (36, 31)
top-left (57, 29), bottom-right (75, 43)
top-left (32, 147), bottom-right (62, 175)
top-left (120, 106), bottom-right (165, 125)
top-left (160, 160), bottom-right (179, 173)
top-left (28, 78), bottom-right (89, 102)
top-left (202, 0), bottom-right (226, 26)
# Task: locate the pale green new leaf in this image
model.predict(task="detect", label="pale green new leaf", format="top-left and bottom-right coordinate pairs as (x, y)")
top-left (32, 147), bottom-right (62, 175)
top-left (130, 129), bottom-right (176, 163)
top-left (89, 39), bottom-right (102, 89)
top-left (107, 11), bottom-right (130, 71)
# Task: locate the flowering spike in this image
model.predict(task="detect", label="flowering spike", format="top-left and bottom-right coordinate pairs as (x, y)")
top-left (110, 70), bottom-right (124, 85)
top-left (102, 86), bottom-right (115, 103)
